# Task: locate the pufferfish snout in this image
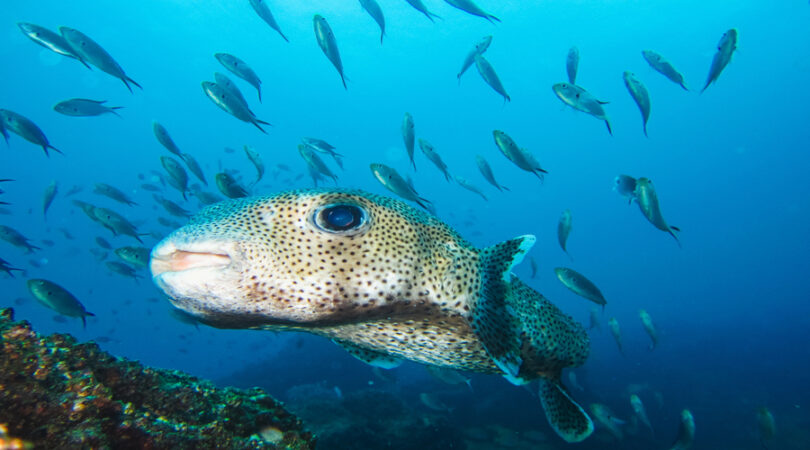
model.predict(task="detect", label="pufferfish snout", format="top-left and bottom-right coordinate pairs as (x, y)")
top-left (150, 190), bottom-right (431, 328)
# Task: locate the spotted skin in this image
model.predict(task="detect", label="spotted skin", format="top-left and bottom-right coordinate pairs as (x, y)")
top-left (152, 188), bottom-right (592, 442)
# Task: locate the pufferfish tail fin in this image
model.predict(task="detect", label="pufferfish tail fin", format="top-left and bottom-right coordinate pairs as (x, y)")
top-left (539, 377), bottom-right (594, 443)
top-left (471, 235), bottom-right (536, 385)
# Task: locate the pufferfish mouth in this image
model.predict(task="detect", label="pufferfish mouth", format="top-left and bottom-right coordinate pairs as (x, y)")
top-left (150, 240), bottom-right (232, 280)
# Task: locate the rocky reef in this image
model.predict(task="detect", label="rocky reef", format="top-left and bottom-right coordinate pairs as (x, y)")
top-left (0, 308), bottom-right (315, 449)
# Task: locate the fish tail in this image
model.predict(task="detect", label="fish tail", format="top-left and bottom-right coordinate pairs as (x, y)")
top-left (605, 119), bottom-right (613, 136)
top-left (78, 58), bottom-right (92, 70)
top-left (500, 185), bottom-right (510, 192)
top-left (680, 82), bottom-right (690, 91)
top-left (255, 118), bottom-right (273, 127)
top-left (669, 226), bottom-right (682, 247)
top-left (251, 120), bottom-right (268, 134)
top-left (279, 30), bottom-right (290, 43)
top-left (121, 78), bottom-right (134, 93)
top-left (487, 15), bottom-right (501, 24)
top-left (643, 124), bottom-right (648, 138)
top-left (128, 76), bottom-right (143, 90)
top-left (341, 75), bottom-right (347, 90)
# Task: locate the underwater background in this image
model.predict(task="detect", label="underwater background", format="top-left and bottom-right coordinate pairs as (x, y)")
top-left (2, 0), bottom-right (809, 448)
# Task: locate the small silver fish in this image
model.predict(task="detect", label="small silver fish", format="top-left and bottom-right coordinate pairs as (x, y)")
top-left (557, 209), bottom-right (572, 258)
top-left (43, 180), bottom-right (58, 218)
top-left (474, 54), bottom-right (510, 103)
top-left (248, 0), bottom-right (289, 42)
top-left (418, 139), bottom-right (452, 182)
top-left (106, 261), bottom-right (142, 282)
top-left (215, 53), bottom-right (263, 103)
top-left (642, 50), bottom-right (688, 91)
top-left (160, 156), bottom-right (190, 200)
top-left (444, 0), bottom-right (500, 23)
top-left (215, 173), bottom-right (249, 199)
top-left (622, 72), bottom-right (651, 137)
top-left (153, 122), bottom-right (182, 156)
top-left (566, 46), bottom-right (579, 84)
top-left (181, 153), bottom-right (207, 186)
top-left (608, 317), bottom-right (624, 356)
top-left (554, 267), bottom-right (605, 306)
top-left (402, 113), bottom-right (416, 170)
top-left (756, 407), bottom-right (775, 445)
top-left (153, 195), bottom-right (191, 218)
top-left (634, 177), bottom-right (680, 246)
top-left (94, 183), bottom-right (137, 206)
top-left (475, 155), bottom-right (508, 192)
top-left (589, 403), bottom-right (624, 440)
top-left (244, 145), bottom-right (265, 184)
top-left (313, 15), bottom-right (347, 89)
top-left (551, 83), bottom-right (612, 135)
top-left (17, 22), bottom-right (90, 68)
top-left (454, 176), bottom-right (487, 201)
top-left (370, 163), bottom-right (432, 210)
top-left (299, 145), bottom-right (338, 183)
top-left (27, 279), bottom-right (94, 327)
top-left (213, 72), bottom-right (253, 114)
top-left (630, 394), bottom-right (654, 436)
top-left (670, 409), bottom-right (695, 450)
top-left (702, 29), bottom-right (738, 93)
top-left (493, 130), bottom-right (547, 181)
top-left (639, 309), bottom-right (658, 350)
top-left (404, 0), bottom-right (441, 22)
top-left (359, 0), bottom-right (386, 44)
top-left (59, 27), bottom-right (141, 92)
top-left (0, 225), bottom-right (40, 253)
top-left (201, 81), bottom-right (271, 133)
top-left (458, 36), bottom-right (493, 81)
top-left (0, 109), bottom-right (62, 157)
top-left (426, 365), bottom-right (472, 390)
top-left (53, 98), bottom-right (122, 117)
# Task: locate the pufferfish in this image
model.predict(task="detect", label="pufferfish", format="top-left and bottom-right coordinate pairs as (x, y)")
top-left (150, 189), bottom-right (593, 442)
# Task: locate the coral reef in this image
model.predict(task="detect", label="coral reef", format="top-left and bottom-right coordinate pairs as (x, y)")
top-left (0, 308), bottom-right (315, 449)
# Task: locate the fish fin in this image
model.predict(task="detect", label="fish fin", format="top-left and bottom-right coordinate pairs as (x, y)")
top-left (121, 78), bottom-right (134, 93)
top-left (333, 339), bottom-right (403, 369)
top-left (643, 123), bottom-right (648, 138)
top-left (597, 100), bottom-right (610, 105)
top-left (680, 82), bottom-right (690, 91)
top-left (487, 15), bottom-right (501, 24)
top-left (500, 185), bottom-right (510, 192)
top-left (251, 120), bottom-right (268, 134)
top-left (278, 30), bottom-right (290, 43)
top-left (127, 76), bottom-right (142, 90)
top-left (78, 58), bottom-right (92, 70)
top-left (255, 118), bottom-right (273, 127)
top-left (668, 226), bottom-right (682, 248)
top-left (257, 89), bottom-right (262, 103)
top-left (472, 235), bottom-right (536, 383)
top-left (538, 378), bottom-right (594, 443)
top-left (605, 120), bottom-right (613, 136)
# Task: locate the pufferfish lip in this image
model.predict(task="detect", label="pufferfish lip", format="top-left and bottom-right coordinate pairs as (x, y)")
top-left (150, 240), bottom-right (232, 279)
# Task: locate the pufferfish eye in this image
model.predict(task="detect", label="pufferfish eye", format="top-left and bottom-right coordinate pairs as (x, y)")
top-left (313, 203), bottom-right (368, 234)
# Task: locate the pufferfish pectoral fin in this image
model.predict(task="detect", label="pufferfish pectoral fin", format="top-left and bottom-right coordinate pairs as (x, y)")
top-left (471, 235), bottom-right (536, 384)
top-left (538, 378), bottom-right (594, 443)
top-left (332, 339), bottom-right (403, 369)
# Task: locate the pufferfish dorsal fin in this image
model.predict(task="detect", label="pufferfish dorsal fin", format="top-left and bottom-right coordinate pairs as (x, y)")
top-left (471, 235), bottom-right (536, 385)
top-left (539, 378), bottom-right (594, 442)
top-left (332, 339), bottom-right (403, 369)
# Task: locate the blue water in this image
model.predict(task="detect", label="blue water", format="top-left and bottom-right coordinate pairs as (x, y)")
top-left (2, 0), bottom-right (809, 448)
